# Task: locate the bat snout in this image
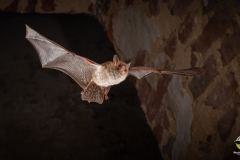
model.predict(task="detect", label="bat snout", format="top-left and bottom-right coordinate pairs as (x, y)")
top-left (118, 65), bottom-right (126, 73)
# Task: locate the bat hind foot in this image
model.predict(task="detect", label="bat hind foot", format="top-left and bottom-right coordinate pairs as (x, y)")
top-left (81, 81), bottom-right (107, 104)
top-left (104, 95), bottom-right (109, 100)
top-left (104, 87), bottom-right (109, 100)
top-left (81, 79), bottom-right (94, 95)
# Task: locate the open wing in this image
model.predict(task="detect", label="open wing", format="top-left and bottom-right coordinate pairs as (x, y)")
top-left (25, 25), bottom-right (99, 90)
top-left (128, 67), bottom-right (159, 79)
top-left (129, 66), bottom-right (205, 79)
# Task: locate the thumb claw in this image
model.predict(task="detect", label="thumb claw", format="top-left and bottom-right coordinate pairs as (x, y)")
top-left (158, 71), bottom-right (162, 78)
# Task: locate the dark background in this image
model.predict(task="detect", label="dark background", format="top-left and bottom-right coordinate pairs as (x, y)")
top-left (0, 13), bottom-right (162, 160)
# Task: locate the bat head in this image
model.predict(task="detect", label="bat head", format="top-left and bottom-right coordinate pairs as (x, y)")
top-left (113, 55), bottom-right (131, 73)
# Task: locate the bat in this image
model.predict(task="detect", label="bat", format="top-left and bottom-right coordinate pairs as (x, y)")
top-left (25, 25), bottom-right (205, 104)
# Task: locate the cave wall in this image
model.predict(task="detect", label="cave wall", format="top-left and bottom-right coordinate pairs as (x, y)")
top-left (2, 0), bottom-right (240, 159)
top-left (0, 0), bottom-right (93, 13)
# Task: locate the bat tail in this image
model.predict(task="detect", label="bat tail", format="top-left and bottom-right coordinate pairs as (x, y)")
top-left (81, 82), bottom-right (105, 104)
top-left (160, 67), bottom-right (206, 76)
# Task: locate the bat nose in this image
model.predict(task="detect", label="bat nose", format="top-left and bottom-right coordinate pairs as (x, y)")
top-left (119, 65), bottom-right (126, 72)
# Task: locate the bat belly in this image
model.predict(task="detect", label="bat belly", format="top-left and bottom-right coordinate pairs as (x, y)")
top-left (93, 68), bottom-right (127, 87)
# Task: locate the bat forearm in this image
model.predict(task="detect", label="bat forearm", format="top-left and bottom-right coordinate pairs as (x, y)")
top-left (160, 67), bottom-right (206, 76)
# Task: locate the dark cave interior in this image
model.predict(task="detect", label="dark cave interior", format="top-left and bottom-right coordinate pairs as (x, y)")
top-left (0, 13), bottom-right (162, 160)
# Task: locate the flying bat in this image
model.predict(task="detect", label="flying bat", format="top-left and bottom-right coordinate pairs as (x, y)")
top-left (25, 25), bottom-right (205, 104)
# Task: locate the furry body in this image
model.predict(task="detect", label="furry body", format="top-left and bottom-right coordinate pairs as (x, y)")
top-left (93, 61), bottom-right (129, 87)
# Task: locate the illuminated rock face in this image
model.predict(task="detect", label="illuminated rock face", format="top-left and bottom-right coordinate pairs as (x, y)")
top-left (2, 0), bottom-right (240, 159)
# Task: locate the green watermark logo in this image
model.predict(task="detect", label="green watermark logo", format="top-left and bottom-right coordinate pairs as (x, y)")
top-left (234, 136), bottom-right (240, 155)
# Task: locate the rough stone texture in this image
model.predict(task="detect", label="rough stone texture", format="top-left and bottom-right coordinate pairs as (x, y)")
top-left (167, 76), bottom-right (193, 160)
top-left (201, 0), bottom-right (218, 14)
top-left (220, 27), bottom-right (240, 66)
top-left (142, 0), bottom-right (160, 17)
top-left (191, 6), bottom-right (232, 56)
top-left (125, 0), bottom-right (135, 7)
top-left (100, 0), bottom-right (111, 15)
top-left (147, 74), bottom-right (172, 122)
top-left (106, 1), bottom-right (240, 160)
top-left (3, 0), bottom-right (18, 12)
top-left (133, 50), bottom-right (148, 67)
top-left (171, 0), bottom-right (192, 18)
top-left (206, 73), bottom-right (238, 109)
top-left (137, 79), bottom-right (151, 104)
top-left (178, 12), bottom-right (195, 44)
top-left (41, 0), bottom-right (55, 11)
top-left (153, 110), bottom-right (170, 144)
top-left (232, 0), bottom-right (240, 16)
top-left (112, 5), bottom-right (161, 60)
top-left (189, 54), bottom-right (219, 100)
top-left (162, 136), bottom-right (175, 160)
top-left (153, 53), bottom-right (165, 70)
top-left (217, 109), bottom-right (238, 142)
top-left (198, 135), bottom-right (213, 153)
top-left (103, 1), bottom-right (239, 158)
top-left (24, 0), bottom-right (37, 12)
top-left (1, 0), bottom-right (93, 13)
top-left (164, 33), bottom-right (177, 59)
top-left (2, 0), bottom-right (240, 160)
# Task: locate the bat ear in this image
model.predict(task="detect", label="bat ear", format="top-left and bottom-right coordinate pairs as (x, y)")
top-left (127, 62), bottom-right (131, 68)
top-left (113, 55), bottom-right (119, 66)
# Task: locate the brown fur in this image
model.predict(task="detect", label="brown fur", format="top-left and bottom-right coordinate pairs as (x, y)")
top-left (93, 61), bottom-right (130, 87)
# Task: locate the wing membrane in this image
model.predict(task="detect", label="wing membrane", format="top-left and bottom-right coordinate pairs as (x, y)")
top-left (129, 66), bottom-right (205, 79)
top-left (128, 67), bottom-right (159, 79)
top-left (25, 25), bottom-right (99, 89)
